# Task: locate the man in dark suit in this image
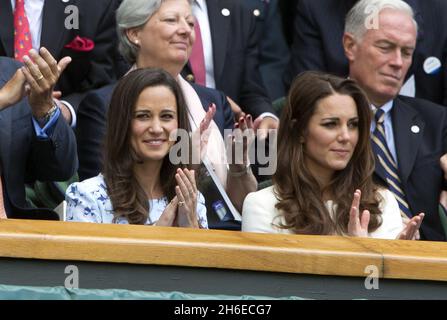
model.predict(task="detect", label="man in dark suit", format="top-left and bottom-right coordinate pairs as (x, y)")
top-left (76, 82), bottom-right (234, 181)
top-left (0, 55), bottom-right (77, 219)
top-left (181, 0), bottom-right (278, 131)
top-left (245, 0), bottom-right (290, 101)
top-left (343, 0), bottom-right (447, 241)
top-left (0, 0), bottom-right (124, 114)
top-left (286, 0), bottom-right (447, 107)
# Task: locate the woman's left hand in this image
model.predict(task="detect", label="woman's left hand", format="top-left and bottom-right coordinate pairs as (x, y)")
top-left (396, 213), bottom-right (424, 240)
top-left (175, 168), bottom-right (199, 228)
top-left (226, 114), bottom-right (256, 174)
top-left (348, 189), bottom-right (371, 237)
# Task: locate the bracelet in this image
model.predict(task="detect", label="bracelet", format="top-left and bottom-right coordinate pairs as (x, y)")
top-left (227, 163), bottom-right (251, 177)
top-left (36, 102), bottom-right (59, 126)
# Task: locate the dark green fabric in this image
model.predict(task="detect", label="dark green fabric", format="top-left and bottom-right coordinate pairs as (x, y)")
top-left (439, 204), bottom-right (447, 238)
top-left (272, 96), bottom-right (286, 116)
top-left (257, 179), bottom-right (273, 190)
top-left (25, 174), bottom-right (79, 210)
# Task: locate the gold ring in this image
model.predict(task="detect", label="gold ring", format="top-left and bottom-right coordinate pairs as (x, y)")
top-left (178, 201), bottom-right (185, 206)
top-left (36, 74), bottom-right (44, 81)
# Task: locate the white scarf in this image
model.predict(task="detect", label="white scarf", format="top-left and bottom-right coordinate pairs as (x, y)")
top-left (177, 75), bottom-right (228, 187)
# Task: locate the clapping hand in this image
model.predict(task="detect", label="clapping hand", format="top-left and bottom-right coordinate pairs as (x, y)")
top-left (0, 68), bottom-right (27, 109)
top-left (191, 103), bottom-right (216, 166)
top-left (21, 48), bottom-right (71, 119)
top-left (226, 114), bottom-right (255, 174)
top-left (253, 116), bottom-right (279, 140)
top-left (348, 189), bottom-right (371, 237)
top-left (175, 168), bottom-right (200, 228)
top-left (156, 196), bottom-right (179, 227)
top-left (396, 213), bottom-right (424, 240)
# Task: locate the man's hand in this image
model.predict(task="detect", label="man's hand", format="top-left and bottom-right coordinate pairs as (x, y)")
top-left (226, 96), bottom-right (245, 120)
top-left (253, 116), bottom-right (279, 140)
top-left (21, 47), bottom-right (71, 119)
top-left (440, 154), bottom-right (447, 180)
top-left (0, 68), bottom-right (27, 109)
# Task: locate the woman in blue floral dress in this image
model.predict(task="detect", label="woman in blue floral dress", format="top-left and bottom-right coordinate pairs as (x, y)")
top-left (66, 68), bottom-right (207, 228)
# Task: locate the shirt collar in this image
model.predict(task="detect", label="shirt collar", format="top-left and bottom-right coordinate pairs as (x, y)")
top-left (194, 0), bottom-right (204, 10)
top-left (371, 100), bottom-right (394, 116)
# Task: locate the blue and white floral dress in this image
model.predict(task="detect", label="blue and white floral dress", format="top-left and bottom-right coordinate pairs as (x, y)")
top-left (65, 174), bottom-right (208, 228)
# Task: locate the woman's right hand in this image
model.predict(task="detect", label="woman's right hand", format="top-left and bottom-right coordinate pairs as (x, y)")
top-left (191, 103), bottom-right (216, 167)
top-left (348, 189), bottom-right (371, 238)
top-left (156, 196), bottom-right (178, 227)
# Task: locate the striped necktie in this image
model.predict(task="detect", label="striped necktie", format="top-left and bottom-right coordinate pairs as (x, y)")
top-left (371, 108), bottom-right (413, 218)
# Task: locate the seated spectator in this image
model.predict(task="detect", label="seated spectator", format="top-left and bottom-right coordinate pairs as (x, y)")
top-left (240, 0), bottom-right (290, 101)
top-left (284, 0), bottom-right (447, 107)
top-left (181, 0), bottom-right (279, 132)
top-left (343, 0), bottom-right (447, 241)
top-left (242, 72), bottom-right (423, 240)
top-left (0, 50), bottom-right (77, 220)
top-left (0, 0), bottom-right (125, 121)
top-left (66, 68), bottom-right (207, 228)
top-left (77, 0), bottom-right (257, 212)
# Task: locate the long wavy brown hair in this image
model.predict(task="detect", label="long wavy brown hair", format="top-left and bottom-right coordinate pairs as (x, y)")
top-left (103, 68), bottom-right (191, 224)
top-left (273, 71), bottom-right (383, 235)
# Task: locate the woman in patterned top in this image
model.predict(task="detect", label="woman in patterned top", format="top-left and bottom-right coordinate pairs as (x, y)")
top-left (65, 68), bottom-right (207, 228)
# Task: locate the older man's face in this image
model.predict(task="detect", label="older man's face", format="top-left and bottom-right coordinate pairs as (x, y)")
top-left (345, 9), bottom-right (417, 106)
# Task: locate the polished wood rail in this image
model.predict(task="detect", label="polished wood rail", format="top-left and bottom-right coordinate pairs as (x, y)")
top-left (0, 219), bottom-right (446, 282)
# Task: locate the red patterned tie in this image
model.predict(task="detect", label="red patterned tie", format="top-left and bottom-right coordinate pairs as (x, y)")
top-left (0, 175), bottom-right (7, 219)
top-left (14, 0), bottom-right (33, 62)
top-left (190, 20), bottom-right (206, 86)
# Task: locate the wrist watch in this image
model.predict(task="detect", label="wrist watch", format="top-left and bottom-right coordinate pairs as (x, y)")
top-left (37, 102), bottom-right (59, 126)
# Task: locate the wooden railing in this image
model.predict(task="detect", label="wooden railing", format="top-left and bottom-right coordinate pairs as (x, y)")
top-left (0, 219), bottom-right (446, 282)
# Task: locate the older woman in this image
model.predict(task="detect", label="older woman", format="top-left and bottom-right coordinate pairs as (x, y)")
top-left (76, 0), bottom-right (257, 214)
top-left (242, 72), bottom-right (424, 239)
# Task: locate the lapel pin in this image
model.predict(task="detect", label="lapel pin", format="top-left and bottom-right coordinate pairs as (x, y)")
top-left (221, 8), bottom-right (230, 16)
top-left (423, 56), bottom-right (442, 75)
top-left (253, 9), bottom-right (261, 17)
top-left (411, 125), bottom-right (420, 134)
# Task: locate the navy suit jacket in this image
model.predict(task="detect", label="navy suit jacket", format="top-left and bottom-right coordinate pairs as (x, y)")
top-left (285, 0), bottom-right (447, 106)
top-left (373, 96), bottom-right (447, 241)
top-left (0, 57), bottom-right (78, 220)
top-left (182, 0), bottom-right (276, 118)
top-left (0, 0), bottom-right (124, 110)
top-left (244, 0), bottom-right (290, 101)
top-left (76, 81), bottom-right (234, 181)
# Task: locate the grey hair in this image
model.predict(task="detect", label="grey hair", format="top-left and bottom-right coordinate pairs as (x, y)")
top-left (116, 0), bottom-right (193, 64)
top-left (345, 0), bottom-right (418, 40)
